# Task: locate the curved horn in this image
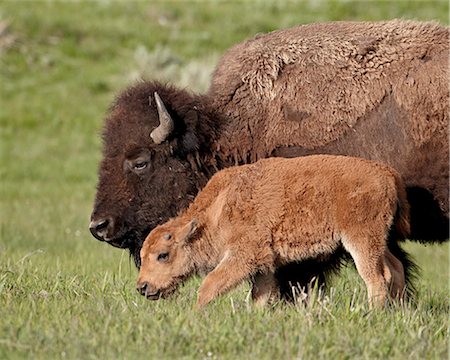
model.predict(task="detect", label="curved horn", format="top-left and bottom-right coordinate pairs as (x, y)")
top-left (150, 92), bottom-right (175, 144)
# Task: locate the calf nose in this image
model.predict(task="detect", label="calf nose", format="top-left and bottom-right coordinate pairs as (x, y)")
top-left (89, 217), bottom-right (113, 241)
top-left (137, 281), bottom-right (149, 296)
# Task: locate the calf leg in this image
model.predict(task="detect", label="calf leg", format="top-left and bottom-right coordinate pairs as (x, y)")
top-left (196, 251), bottom-right (255, 308)
top-left (251, 271), bottom-right (279, 307)
top-left (383, 249), bottom-right (406, 300)
top-left (342, 233), bottom-right (388, 308)
top-left (354, 256), bottom-right (387, 308)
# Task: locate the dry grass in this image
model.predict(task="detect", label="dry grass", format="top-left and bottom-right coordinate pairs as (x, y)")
top-left (0, 19), bottom-right (15, 54)
top-left (127, 44), bottom-right (218, 93)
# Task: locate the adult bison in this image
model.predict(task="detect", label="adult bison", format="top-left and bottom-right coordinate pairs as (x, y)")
top-left (90, 20), bottom-right (449, 299)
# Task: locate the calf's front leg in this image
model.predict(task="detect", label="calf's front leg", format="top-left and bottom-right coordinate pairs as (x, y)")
top-left (196, 251), bottom-right (254, 309)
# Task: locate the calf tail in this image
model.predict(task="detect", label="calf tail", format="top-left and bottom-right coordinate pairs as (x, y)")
top-left (388, 172), bottom-right (418, 296)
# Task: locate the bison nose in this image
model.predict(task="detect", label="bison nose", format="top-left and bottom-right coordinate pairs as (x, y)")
top-left (89, 217), bottom-right (113, 241)
top-left (137, 281), bottom-right (149, 296)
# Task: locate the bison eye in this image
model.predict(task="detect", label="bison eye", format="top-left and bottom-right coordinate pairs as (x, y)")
top-left (157, 252), bottom-right (169, 262)
top-left (133, 161), bottom-right (148, 170)
top-left (124, 150), bottom-right (152, 174)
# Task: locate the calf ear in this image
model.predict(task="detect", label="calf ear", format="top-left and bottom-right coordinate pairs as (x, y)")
top-left (180, 219), bottom-right (199, 244)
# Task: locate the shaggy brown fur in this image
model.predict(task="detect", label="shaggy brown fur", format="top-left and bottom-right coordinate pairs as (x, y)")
top-left (91, 20), bottom-right (448, 301)
top-left (211, 20), bottom-right (448, 215)
top-left (137, 155), bottom-right (409, 308)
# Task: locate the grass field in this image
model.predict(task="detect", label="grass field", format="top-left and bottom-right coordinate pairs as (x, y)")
top-left (1, 1), bottom-right (449, 359)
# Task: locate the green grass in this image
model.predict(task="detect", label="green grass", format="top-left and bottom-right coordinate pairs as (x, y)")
top-left (0, 243), bottom-right (448, 359)
top-left (1, 1), bottom-right (448, 359)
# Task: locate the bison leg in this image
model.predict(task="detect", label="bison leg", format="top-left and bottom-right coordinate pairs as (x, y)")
top-left (196, 251), bottom-right (254, 309)
top-left (275, 246), bottom-right (348, 302)
top-left (251, 271), bottom-right (279, 307)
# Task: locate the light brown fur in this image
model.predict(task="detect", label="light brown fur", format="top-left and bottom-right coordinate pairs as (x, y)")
top-left (137, 155), bottom-right (409, 308)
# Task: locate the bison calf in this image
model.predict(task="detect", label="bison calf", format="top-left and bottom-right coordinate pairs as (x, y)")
top-left (137, 155), bottom-right (409, 308)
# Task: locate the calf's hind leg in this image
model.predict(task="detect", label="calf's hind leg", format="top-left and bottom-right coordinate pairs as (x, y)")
top-left (342, 233), bottom-right (388, 308)
top-left (383, 249), bottom-right (405, 300)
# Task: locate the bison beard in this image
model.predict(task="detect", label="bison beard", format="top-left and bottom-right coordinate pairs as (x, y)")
top-left (91, 20), bottom-right (449, 301)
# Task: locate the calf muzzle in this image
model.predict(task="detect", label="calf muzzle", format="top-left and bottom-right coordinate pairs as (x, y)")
top-left (136, 281), bottom-right (160, 300)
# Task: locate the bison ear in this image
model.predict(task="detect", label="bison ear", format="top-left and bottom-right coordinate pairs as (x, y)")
top-left (180, 219), bottom-right (199, 244)
top-left (181, 131), bottom-right (199, 152)
top-left (180, 109), bottom-right (199, 152)
top-left (150, 92), bottom-right (175, 144)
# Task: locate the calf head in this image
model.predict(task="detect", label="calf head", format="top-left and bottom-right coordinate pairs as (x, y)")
top-left (137, 219), bottom-right (198, 300)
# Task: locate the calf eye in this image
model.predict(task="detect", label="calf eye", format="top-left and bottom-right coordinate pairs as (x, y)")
top-left (157, 252), bottom-right (169, 262)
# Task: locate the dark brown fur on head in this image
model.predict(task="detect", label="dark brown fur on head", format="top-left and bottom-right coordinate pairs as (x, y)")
top-left (91, 81), bottom-right (223, 265)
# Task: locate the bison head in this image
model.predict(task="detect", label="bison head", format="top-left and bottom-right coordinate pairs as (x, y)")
top-left (136, 218), bottom-right (198, 299)
top-left (90, 81), bottom-right (218, 266)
